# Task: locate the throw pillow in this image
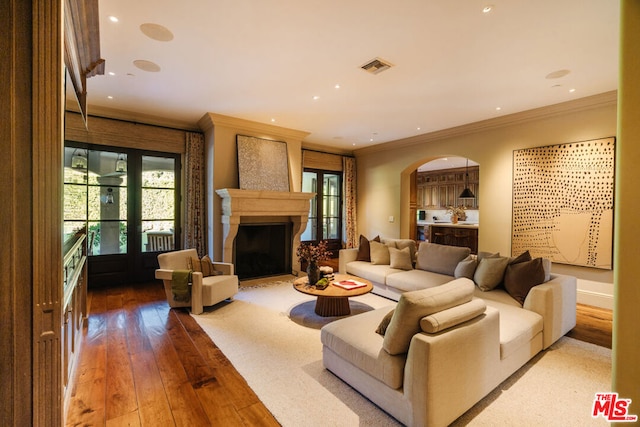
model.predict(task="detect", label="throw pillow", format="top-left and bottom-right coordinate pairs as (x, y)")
top-left (389, 247), bottom-right (413, 270)
top-left (477, 251), bottom-right (500, 262)
top-left (454, 255), bottom-right (478, 279)
top-left (504, 257), bottom-right (546, 305)
top-left (356, 235), bottom-right (380, 262)
top-left (542, 258), bottom-right (552, 282)
top-left (474, 256), bottom-right (509, 291)
top-left (189, 255), bottom-right (220, 277)
top-left (370, 240), bottom-right (391, 265)
top-left (509, 250), bottom-right (532, 265)
top-left (419, 298), bottom-right (487, 333)
top-left (382, 278), bottom-right (475, 355)
top-left (375, 309), bottom-right (395, 336)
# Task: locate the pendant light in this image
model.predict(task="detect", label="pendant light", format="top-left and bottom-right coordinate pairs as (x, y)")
top-left (71, 149), bottom-right (87, 169)
top-left (115, 153), bottom-right (127, 173)
top-left (459, 158), bottom-right (475, 199)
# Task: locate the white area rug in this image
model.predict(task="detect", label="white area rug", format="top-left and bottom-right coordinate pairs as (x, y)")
top-left (192, 279), bottom-right (612, 426)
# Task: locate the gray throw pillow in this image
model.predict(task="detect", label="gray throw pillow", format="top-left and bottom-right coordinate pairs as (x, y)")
top-left (454, 255), bottom-right (478, 279)
top-left (474, 256), bottom-right (509, 291)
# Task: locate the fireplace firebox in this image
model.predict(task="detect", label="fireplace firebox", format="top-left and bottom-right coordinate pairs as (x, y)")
top-left (234, 222), bottom-right (292, 280)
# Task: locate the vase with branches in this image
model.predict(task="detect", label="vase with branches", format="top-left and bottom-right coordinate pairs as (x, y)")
top-left (446, 205), bottom-right (467, 223)
top-left (296, 240), bottom-right (331, 285)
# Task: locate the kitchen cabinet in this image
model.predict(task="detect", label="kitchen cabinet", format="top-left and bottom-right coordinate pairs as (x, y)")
top-left (415, 166), bottom-right (479, 209)
top-left (429, 224), bottom-right (478, 254)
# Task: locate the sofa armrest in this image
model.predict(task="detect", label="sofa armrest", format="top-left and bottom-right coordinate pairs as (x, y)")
top-left (523, 273), bottom-right (577, 349)
top-left (404, 307), bottom-right (501, 427)
top-left (155, 269), bottom-right (174, 280)
top-left (339, 248), bottom-right (359, 273)
top-left (212, 262), bottom-right (234, 275)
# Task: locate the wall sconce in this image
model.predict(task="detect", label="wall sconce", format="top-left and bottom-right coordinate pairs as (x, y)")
top-left (71, 149), bottom-right (87, 169)
top-left (115, 153), bottom-right (127, 173)
top-left (105, 187), bottom-right (114, 204)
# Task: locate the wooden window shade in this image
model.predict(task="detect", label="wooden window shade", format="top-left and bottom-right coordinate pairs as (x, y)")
top-left (303, 150), bottom-right (343, 172)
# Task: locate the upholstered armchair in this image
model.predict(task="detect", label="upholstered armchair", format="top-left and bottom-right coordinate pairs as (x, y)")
top-left (155, 248), bottom-right (238, 314)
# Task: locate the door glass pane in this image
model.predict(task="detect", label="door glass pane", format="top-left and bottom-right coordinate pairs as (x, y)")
top-left (141, 155), bottom-right (176, 252)
top-left (87, 221), bottom-right (128, 256)
top-left (322, 174), bottom-right (340, 240)
top-left (64, 147), bottom-right (88, 242)
top-left (301, 171), bottom-right (317, 241)
top-left (85, 150), bottom-right (128, 256)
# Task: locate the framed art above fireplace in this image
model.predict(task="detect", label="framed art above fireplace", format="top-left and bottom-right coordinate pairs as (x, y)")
top-left (237, 135), bottom-right (290, 192)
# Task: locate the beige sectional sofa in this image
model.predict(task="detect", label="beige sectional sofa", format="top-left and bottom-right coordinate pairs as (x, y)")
top-left (323, 240), bottom-right (577, 426)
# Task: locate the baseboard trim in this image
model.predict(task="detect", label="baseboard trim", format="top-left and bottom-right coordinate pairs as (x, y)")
top-left (577, 289), bottom-right (614, 310)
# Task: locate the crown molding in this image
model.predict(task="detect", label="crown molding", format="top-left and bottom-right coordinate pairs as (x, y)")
top-left (355, 91), bottom-right (618, 156)
top-left (72, 102), bottom-right (202, 132)
top-left (199, 112), bottom-right (310, 141)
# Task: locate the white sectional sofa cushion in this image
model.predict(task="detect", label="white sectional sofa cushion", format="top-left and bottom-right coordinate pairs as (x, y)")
top-left (385, 269), bottom-right (452, 292)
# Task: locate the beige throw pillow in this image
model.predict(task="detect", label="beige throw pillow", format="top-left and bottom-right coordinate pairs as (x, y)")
top-left (389, 246), bottom-right (413, 270)
top-left (382, 278), bottom-right (475, 355)
top-left (370, 240), bottom-right (391, 265)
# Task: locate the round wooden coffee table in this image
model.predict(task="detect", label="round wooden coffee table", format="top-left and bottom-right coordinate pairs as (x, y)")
top-left (293, 274), bottom-right (373, 317)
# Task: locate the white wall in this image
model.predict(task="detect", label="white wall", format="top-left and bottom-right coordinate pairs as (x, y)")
top-left (354, 92), bottom-right (617, 308)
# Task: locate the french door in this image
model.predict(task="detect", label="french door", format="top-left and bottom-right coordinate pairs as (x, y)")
top-left (64, 143), bottom-right (181, 286)
top-left (301, 169), bottom-right (342, 256)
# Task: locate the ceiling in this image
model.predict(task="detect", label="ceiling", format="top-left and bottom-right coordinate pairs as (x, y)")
top-left (81, 0), bottom-right (620, 151)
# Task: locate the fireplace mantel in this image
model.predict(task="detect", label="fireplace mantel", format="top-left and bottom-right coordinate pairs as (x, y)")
top-left (216, 188), bottom-right (315, 273)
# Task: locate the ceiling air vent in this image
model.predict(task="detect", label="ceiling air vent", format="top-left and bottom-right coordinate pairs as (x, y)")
top-left (361, 57), bottom-right (393, 75)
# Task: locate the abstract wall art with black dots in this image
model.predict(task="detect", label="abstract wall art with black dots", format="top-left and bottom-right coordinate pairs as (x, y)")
top-left (512, 137), bottom-right (615, 269)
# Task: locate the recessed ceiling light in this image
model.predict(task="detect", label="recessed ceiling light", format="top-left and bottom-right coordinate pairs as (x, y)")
top-left (133, 60), bottom-right (161, 72)
top-left (545, 69), bottom-right (571, 79)
top-left (417, 127), bottom-right (421, 131)
top-left (140, 23), bottom-right (174, 42)
top-left (352, 143), bottom-right (356, 146)
top-left (271, 118), bottom-right (276, 123)
top-left (312, 95), bottom-right (320, 100)
top-left (335, 84), bottom-right (340, 89)
top-left (496, 107), bottom-right (502, 111)
top-left (108, 71), bottom-right (115, 76)
top-left (569, 88), bottom-right (576, 93)
top-left (107, 95), bottom-right (113, 99)
top-left (482, 5), bottom-right (494, 13)
top-left (108, 16), bottom-right (119, 23)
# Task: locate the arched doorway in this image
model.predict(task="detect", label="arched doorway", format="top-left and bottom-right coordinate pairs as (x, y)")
top-left (401, 156), bottom-right (479, 250)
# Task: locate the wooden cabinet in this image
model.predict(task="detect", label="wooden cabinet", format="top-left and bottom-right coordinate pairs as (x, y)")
top-left (63, 229), bottom-right (87, 403)
top-left (416, 166), bottom-right (479, 209)
top-left (429, 225), bottom-right (478, 254)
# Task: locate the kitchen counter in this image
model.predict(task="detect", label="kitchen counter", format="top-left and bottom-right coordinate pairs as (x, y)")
top-left (417, 221), bottom-right (479, 228)
top-left (417, 222), bottom-right (479, 254)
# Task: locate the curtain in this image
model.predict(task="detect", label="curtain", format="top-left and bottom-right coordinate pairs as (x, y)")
top-left (343, 156), bottom-right (357, 248)
top-left (184, 132), bottom-right (206, 256)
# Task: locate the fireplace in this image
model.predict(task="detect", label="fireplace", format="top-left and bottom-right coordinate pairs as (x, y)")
top-left (216, 189), bottom-right (315, 277)
top-left (234, 222), bottom-right (292, 279)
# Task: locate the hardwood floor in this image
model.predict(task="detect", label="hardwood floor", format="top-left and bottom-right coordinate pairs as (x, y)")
top-left (65, 279), bottom-right (612, 426)
top-left (65, 282), bottom-right (279, 427)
